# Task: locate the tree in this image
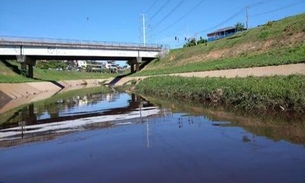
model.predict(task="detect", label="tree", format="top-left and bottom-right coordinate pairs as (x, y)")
top-left (36, 60), bottom-right (66, 70)
top-left (183, 38), bottom-right (197, 47)
top-left (235, 22), bottom-right (245, 32)
top-left (197, 37), bottom-right (207, 45)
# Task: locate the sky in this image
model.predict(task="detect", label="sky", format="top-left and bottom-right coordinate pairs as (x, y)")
top-left (0, 0), bottom-right (304, 48)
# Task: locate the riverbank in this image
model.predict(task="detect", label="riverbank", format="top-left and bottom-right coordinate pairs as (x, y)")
top-left (133, 75), bottom-right (305, 114)
top-left (114, 63), bottom-right (305, 86)
top-left (0, 78), bottom-right (113, 114)
top-left (118, 13), bottom-right (305, 114)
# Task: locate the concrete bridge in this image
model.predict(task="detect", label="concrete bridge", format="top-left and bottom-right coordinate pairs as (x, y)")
top-left (0, 36), bottom-right (168, 78)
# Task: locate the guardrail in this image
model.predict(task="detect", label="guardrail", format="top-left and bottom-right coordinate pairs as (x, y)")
top-left (0, 36), bottom-right (170, 50)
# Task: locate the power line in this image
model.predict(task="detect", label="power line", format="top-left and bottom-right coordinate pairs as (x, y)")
top-left (250, 0), bottom-right (305, 17)
top-left (194, 7), bottom-right (245, 35)
top-left (192, 0), bottom-right (297, 37)
top-left (150, 0), bottom-right (206, 38)
top-left (150, 0), bottom-right (172, 20)
top-left (152, 0), bottom-right (186, 30)
top-left (191, 0), bottom-right (279, 36)
top-left (247, 0), bottom-right (280, 9)
top-left (145, 0), bottom-right (159, 13)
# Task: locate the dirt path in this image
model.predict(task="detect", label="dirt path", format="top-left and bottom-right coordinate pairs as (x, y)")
top-left (114, 63), bottom-right (305, 86)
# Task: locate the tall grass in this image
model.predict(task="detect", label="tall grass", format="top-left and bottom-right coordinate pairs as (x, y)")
top-left (136, 75), bottom-right (305, 113)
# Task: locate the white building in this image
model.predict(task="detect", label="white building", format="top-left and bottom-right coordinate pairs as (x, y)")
top-left (77, 60), bottom-right (87, 69)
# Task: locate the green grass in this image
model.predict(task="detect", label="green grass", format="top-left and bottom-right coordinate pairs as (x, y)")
top-left (0, 60), bottom-right (117, 83)
top-left (0, 75), bottom-right (35, 83)
top-left (34, 68), bottom-right (115, 81)
top-left (135, 75), bottom-right (305, 113)
top-left (132, 13), bottom-right (305, 76)
top-left (0, 61), bottom-right (34, 83)
top-left (133, 46), bottom-right (305, 76)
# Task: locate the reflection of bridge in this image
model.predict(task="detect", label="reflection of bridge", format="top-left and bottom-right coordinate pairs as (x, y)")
top-left (0, 94), bottom-right (152, 129)
top-left (0, 36), bottom-right (168, 78)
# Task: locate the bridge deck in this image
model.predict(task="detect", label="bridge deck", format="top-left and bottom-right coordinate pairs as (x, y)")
top-left (0, 36), bottom-right (166, 51)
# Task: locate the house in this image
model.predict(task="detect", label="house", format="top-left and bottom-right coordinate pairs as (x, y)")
top-left (77, 60), bottom-right (87, 70)
top-left (207, 26), bottom-right (237, 42)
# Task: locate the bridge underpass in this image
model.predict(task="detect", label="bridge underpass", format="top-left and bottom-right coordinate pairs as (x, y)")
top-left (0, 37), bottom-right (168, 78)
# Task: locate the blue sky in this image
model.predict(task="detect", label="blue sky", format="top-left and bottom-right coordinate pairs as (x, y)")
top-left (1, 0), bottom-right (304, 48)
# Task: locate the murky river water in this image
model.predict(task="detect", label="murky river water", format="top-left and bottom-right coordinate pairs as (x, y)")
top-left (0, 88), bottom-right (304, 183)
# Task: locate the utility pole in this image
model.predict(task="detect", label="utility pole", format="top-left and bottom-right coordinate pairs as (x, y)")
top-left (142, 14), bottom-right (146, 45)
top-left (246, 6), bottom-right (249, 29)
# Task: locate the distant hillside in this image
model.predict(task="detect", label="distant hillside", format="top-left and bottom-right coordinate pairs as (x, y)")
top-left (136, 13), bottom-right (305, 76)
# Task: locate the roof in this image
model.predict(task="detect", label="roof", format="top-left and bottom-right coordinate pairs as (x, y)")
top-left (207, 26), bottom-right (236, 36)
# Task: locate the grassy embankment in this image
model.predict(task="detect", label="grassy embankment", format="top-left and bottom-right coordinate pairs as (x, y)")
top-left (0, 60), bottom-right (117, 83)
top-left (128, 14), bottom-right (305, 113)
top-left (136, 75), bottom-right (305, 113)
top-left (133, 13), bottom-right (305, 76)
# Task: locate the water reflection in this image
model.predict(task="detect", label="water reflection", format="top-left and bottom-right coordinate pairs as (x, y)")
top-left (1, 92), bottom-right (145, 128)
top-left (0, 91), bottom-right (305, 183)
top-left (145, 96), bottom-right (305, 146)
top-left (1, 89), bottom-right (305, 148)
top-left (0, 90), bottom-right (163, 146)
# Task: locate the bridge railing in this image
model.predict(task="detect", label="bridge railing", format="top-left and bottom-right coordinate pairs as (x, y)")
top-left (0, 36), bottom-right (170, 50)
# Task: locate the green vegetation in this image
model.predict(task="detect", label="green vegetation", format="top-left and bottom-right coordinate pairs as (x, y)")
top-left (0, 60), bottom-right (34, 83)
top-left (133, 46), bottom-right (305, 76)
top-left (130, 13), bottom-right (305, 114)
top-left (183, 37), bottom-right (207, 48)
top-left (235, 22), bottom-right (245, 31)
top-left (134, 13), bottom-right (305, 76)
top-left (36, 60), bottom-right (66, 70)
top-left (1, 13), bottom-right (305, 117)
top-left (135, 75), bottom-right (305, 113)
top-left (33, 67), bottom-right (115, 81)
top-left (0, 60), bottom-right (116, 83)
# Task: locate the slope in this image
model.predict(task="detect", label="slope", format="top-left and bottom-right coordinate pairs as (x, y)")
top-left (134, 13), bottom-right (305, 76)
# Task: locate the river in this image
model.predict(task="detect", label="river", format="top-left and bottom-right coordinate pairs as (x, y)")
top-left (0, 87), bottom-right (304, 183)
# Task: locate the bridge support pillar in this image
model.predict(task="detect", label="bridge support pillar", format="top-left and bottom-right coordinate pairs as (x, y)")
top-left (20, 62), bottom-right (27, 76)
top-left (17, 55), bottom-right (36, 78)
top-left (135, 63), bottom-right (140, 72)
top-left (128, 57), bottom-right (143, 73)
top-left (130, 63), bottom-right (135, 73)
top-left (135, 57), bottom-right (141, 72)
top-left (28, 64), bottom-right (34, 78)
